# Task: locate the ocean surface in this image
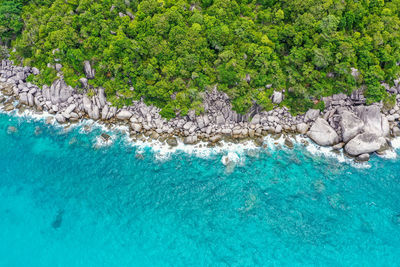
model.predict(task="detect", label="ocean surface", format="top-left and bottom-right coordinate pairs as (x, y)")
top-left (0, 112), bottom-right (400, 267)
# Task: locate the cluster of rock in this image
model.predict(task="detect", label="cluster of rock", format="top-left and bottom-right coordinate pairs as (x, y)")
top-left (1, 59), bottom-right (400, 161)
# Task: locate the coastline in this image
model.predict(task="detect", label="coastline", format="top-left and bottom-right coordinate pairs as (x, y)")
top-left (1, 59), bottom-right (400, 162)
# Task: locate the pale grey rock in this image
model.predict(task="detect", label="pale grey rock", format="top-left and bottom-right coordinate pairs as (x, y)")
top-left (184, 135), bottom-right (198, 144)
top-left (82, 95), bottom-right (92, 114)
top-left (381, 115), bottom-right (389, 137)
top-left (304, 109), bottom-right (320, 122)
top-left (98, 88), bottom-right (106, 107)
top-left (392, 126), bottom-right (400, 137)
top-left (339, 110), bottom-right (364, 142)
top-left (355, 105), bottom-right (384, 136)
top-left (271, 91), bottom-right (283, 104)
top-left (19, 92), bottom-right (28, 105)
top-left (27, 93), bottom-right (34, 106)
top-left (101, 105), bottom-right (109, 120)
top-left (55, 63), bottom-right (62, 72)
top-left (183, 121), bottom-right (193, 130)
top-left (65, 104), bottom-right (76, 114)
top-left (79, 78), bottom-right (88, 88)
top-left (356, 153), bottom-right (370, 162)
top-left (275, 125), bottom-right (282, 134)
top-left (216, 114), bottom-right (225, 125)
top-left (83, 60), bottom-right (95, 79)
top-left (131, 123), bottom-right (142, 132)
top-left (307, 118), bottom-right (340, 146)
top-left (209, 135), bottom-right (222, 143)
top-left (32, 67), bottom-right (40, 75)
top-left (91, 105), bottom-right (100, 120)
top-left (116, 109), bottom-right (132, 120)
top-left (345, 133), bottom-right (387, 156)
top-left (296, 123), bottom-right (309, 134)
top-left (55, 113), bottom-right (66, 123)
top-left (251, 114), bottom-right (261, 125)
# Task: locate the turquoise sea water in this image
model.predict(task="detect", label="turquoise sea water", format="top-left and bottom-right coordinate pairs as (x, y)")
top-left (0, 112), bottom-right (400, 266)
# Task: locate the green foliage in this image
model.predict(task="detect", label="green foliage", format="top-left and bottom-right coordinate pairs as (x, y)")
top-left (8, 0), bottom-right (400, 117)
top-left (0, 0), bottom-right (24, 46)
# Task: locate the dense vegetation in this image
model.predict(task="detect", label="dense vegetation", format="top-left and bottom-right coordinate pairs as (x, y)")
top-left (1, 0), bottom-right (400, 117)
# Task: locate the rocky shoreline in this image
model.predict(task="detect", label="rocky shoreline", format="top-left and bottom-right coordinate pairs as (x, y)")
top-left (1, 59), bottom-right (400, 161)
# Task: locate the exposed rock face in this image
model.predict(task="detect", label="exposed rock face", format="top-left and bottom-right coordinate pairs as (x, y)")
top-left (184, 135), bottom-right (197, 144)
top-left (271, 91), bottom-right (283, 104)
top-left (83, 60), bottom-right (95, 79)
top-left (49, 79), bottom-right (74, 104)
top-left (345, 133), bottom-right (387, 156)
top-left (304, 109), bottom-right (320, 122)
top-left (355, 105), bottom-right (385, 136)
top-left (296, 123), bottom-right (309, 134)
top-left (116, 110), bottom-right (132, 120)
top-left (307, 118), bottom-right (340, 146)
top-left (339, 110), bottom-right (364, 142)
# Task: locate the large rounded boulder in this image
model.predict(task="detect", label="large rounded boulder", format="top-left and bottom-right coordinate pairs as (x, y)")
top-left (344, 133), bottom-right (387, 156)
top-left (307, 118), bottom-right (340, 146)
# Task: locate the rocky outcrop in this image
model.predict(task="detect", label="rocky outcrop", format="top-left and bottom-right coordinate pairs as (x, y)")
top-left (339, 110), bottom-right (364, 142)
top-left (345, 133), bottom-right (387, 156)
top-left (355, 105), bottom-right (387, 137)
top-left (307, 118), bottom-right (340, 146)
top-left (271, 91), bottom-right (283, 104)
top-left (83, 60), bottom-right (95, 79)
top-left (1, 58), bottom-right (400, 161)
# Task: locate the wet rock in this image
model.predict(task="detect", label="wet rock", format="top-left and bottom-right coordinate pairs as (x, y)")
top-left (254, 137), bottom-right (264, 147)
top-left (332, 143), bottom-right (345, 150)
top-left (345, 133), bottom-right (387, 156)
top-left (100, 133), bottom-right (111, 142)
top-left (51, 209), bottom-right (64, 229)
top-left (356, 153), bottom-right (370, 162)
top-left (7, 126), bottom-right (17, 134)
top-left (284, 138), bottom-right (294, 149)
top-left (209, 134), bottom-right (222, 143)
top-left (166, 137), bottom-right (178, 147)
top-left (307, 118), bottom-right (340, 146)
top-left (3, 103), bottom-right (14, 111)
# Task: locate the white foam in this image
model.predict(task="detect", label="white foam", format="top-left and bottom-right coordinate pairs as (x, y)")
top-left (390, 137), bottom-right (400, 150)
top-left (0, 91), bottom-right (385, 168)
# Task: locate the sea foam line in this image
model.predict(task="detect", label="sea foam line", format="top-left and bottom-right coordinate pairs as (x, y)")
top-left (0, 95), bottom-right (388, 168)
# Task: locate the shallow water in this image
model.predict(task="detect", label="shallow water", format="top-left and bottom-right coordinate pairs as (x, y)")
top-left (0, 113), bottom-right (400, 266)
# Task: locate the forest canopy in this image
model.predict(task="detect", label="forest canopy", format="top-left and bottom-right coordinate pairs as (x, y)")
top-left (2, 0), bottom-right (400, 117)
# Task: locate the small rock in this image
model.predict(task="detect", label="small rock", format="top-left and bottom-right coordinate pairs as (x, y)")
top-left (100, 133), bottom-right (111, 142)
top-left (356, 153), bottom-right (370, 162)
top-left (7, 126), bottom-right (18, 134)
top-left (166, 137), bottom-right (178, 147)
